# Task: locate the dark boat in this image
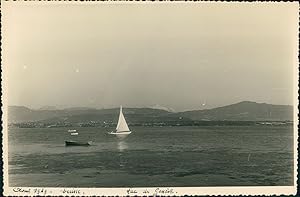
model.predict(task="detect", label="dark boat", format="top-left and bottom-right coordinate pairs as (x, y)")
top-left (65, 140), bottom-right (91, 146)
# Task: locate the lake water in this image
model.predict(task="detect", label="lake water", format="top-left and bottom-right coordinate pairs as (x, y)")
top-left (8, 125), bottom-right (294, 187)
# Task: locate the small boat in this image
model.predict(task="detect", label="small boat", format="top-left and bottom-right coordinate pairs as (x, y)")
top-left (65, 129), bottom-right (91, 146)
top-left (65, 140), bottom-right (91, 146)
top-left (108, 106), bottom-right (132, 139)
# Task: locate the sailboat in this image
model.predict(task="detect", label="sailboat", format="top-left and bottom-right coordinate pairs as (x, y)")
top-left (108, 106), bottom-right (132, 138)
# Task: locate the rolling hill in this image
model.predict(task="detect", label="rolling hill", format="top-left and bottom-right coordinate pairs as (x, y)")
top-left (172, 101), bottom-right (293, 121)
top-left (7, 106), bottom-right (172, 124)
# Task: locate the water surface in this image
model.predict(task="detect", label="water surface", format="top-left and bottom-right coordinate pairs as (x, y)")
top-left (8, 126), bottom-right (294, 187)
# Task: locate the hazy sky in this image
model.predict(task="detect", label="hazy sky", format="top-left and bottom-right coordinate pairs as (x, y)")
top-left (2, 2), bottom-right (298, 111)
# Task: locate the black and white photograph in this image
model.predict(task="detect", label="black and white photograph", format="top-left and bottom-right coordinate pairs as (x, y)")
top-left (2, 1), bottom-right (298, 196)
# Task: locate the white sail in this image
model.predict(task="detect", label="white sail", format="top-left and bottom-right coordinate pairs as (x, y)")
top-left (116, 106), bottom-right (130, 132)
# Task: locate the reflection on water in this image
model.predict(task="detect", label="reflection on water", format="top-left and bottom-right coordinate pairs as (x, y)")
top-left (117, 141), bottom-right (128, 167)
top-left (117, 141), bottom-right (128, 152)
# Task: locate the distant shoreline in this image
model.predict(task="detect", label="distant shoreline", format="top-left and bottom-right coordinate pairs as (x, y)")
top-left (9, 120), bottom-right (293, 129)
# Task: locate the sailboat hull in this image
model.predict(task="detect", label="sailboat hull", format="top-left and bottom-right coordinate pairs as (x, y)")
top-left (108, 131), bottom-right (131, 139)
top-left (108, 131), bottom-right (132, 135)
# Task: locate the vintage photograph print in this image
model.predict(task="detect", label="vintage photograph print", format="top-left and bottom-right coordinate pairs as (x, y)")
top-left (2, 1), bottom-right (298, 196)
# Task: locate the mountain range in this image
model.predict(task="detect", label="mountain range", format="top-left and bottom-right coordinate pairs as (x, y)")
top-left (8, 101), bottom-right (293, 124)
